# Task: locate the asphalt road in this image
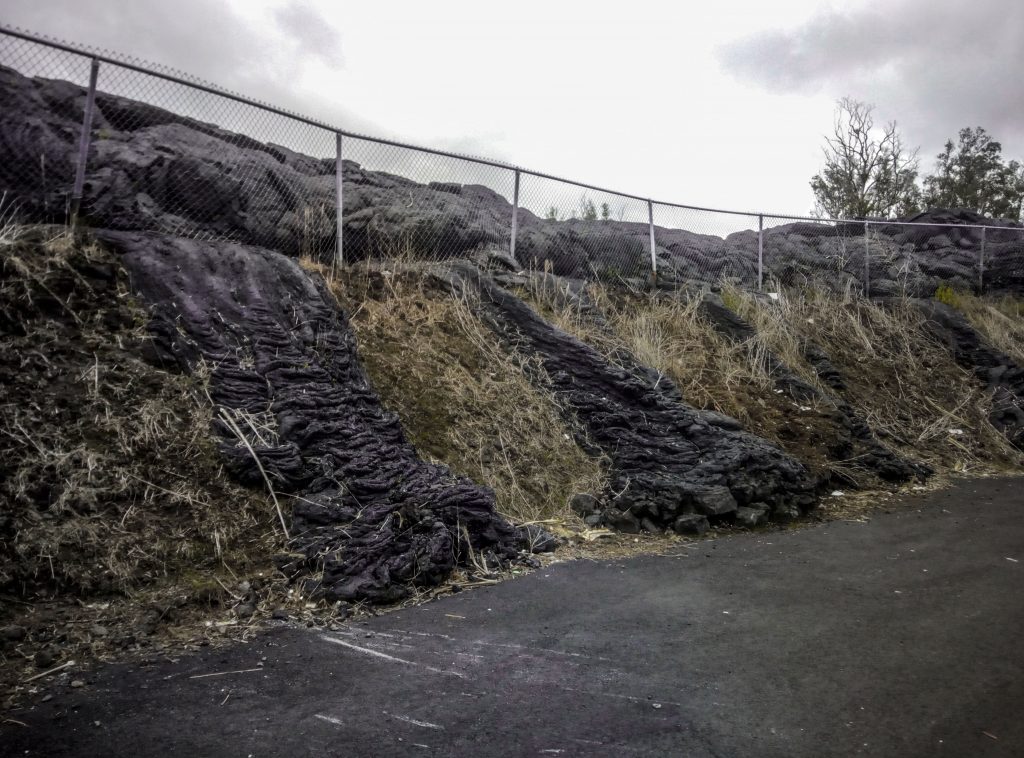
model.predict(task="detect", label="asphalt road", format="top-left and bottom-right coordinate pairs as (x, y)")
top-left (3, 477), bottom-right (1023, 757)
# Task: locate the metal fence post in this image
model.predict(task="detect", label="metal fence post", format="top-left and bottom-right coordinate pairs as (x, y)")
top-left (979, 226), bottom-right (986, 294)
top-left (70, 57), bottom-right (100, 230)
top-left (510, 169), bottom-right (521, 262)
top-left (863, 221), bottom-right (871, 296)
top-left (335, 131), bottom-right (344, 269)
top-left (757, 214), bottom-right (764, 291)
top-left (647, 200), bottom-right (657, 284)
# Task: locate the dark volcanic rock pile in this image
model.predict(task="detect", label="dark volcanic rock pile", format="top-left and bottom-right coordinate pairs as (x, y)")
top-left (2, 65), bottom-right (1022, 294)
top-left (98, 230), bottom-right (524, 604)
top-left (446, 265), bottom-right (818, 534)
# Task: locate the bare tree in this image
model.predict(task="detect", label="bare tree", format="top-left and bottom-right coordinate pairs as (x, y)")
top-left (578, 196), bottom-right (598, 220)
top-left (810, 97), bottom-right (920, 219)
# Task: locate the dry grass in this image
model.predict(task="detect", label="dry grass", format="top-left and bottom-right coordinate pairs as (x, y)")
top-left (537, 282), bottom-right (785, 420)
top-left (521, 274), bottom-right (1022, 482)
top-left (521, 277), bottom-right (866, 482)
top-left (0, 230), bottom-right (386, 705)
top-left (0, 229), bottom-right (281, 597)
top-left (727, 284), bottom-right (1022, 474)
top-left (952, 293), bottom-right (1024, 366)
top-left (303, 258), bottom-right (608, 525)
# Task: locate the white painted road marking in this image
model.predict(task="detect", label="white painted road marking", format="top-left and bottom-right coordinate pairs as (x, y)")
top-left (386, 712), bottom-right (444, 730)
top-left (320, 635), bottom-right (466, 678)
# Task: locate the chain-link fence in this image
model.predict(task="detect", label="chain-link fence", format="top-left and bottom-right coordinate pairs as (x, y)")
top-left (2, 24), bottom-right (1023, 296)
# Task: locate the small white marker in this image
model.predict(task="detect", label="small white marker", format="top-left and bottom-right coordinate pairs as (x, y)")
top-left (1007, 557), bottom-right (1019, 563)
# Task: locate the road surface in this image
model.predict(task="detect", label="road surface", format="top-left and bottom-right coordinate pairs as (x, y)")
top-left (3, 477), bottom-right (1023, 757)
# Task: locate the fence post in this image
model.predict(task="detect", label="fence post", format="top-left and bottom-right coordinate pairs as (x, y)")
top-left (979, 226), bottom-right (986, 294)
top-left (647, 200), bottom-right (657, 285)
top-left (70, 57), bottom-right (100, 230)
top-left (510, 168), bottom-right (521, 262)
top-left (863, 221), bottom-right (871, 296)
top-left (757, 214), bottom-right (764, 291)
top-left (335, 131), bottom-right (344, 269)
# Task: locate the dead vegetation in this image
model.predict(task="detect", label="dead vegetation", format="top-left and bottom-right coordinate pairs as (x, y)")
top-left (0, 227), bottom-right (298, 702)
top-left (520, 278), bottom-right (861, 484)
top-left (521, 275), bottom-right (1022, 483)
top-left (727, 284), bottom-right (1021, 474)
top-left (524, 278), bottom-right (793, 418)
top-left (0, 228), bottom-right (278, 595)
top-left (303, 257), bottom-right (608, 526)
top-left (948, 292), bottom-right (1024, 366)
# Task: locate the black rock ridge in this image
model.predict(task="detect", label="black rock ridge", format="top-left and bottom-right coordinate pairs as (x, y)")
top-left (98, 230), bottom-right (524, 604)
top-left (2, 65), bottom-right (1022, 295)
top-left (445, 265), bottom-right (819, 533)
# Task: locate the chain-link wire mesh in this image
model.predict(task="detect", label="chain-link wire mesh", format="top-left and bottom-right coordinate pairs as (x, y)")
top-left (515, 174), bottom-right (652, 282)
top-left (983, 226), bottom-right (1024, 294)
top-left (90, 62), bottom-right (338, 260)
top-left (340, 137), bottom-right (515, 265)
top-left (759, 215), bottom-right (867, 293)
top-left (0, 32), bottom-right (95, 224)
top-left (863, 220), bottom-right (979, 297)
top-left (2, 25), bottom-right (1024, 295)
top-left (650, 206), bottom-right (759, 289)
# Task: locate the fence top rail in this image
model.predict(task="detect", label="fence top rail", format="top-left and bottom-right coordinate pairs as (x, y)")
top-left (2, 24), bottom-right (1023, 234)
top-left (760, 213), bottom-right (1023, 232)
top-left (861, 219), bottom-right (1022, 232)
top-left (0, 24), bottom-right (518, 172)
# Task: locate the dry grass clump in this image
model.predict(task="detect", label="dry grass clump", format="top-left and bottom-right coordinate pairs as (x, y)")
top-left (727, 284), bottom-right (1021, 473)
top-left (951, 293), bottom-right (1024, 366)
top-left (307, 261), bottom-right (607, 525)
top-left (0, 228), bottom-right (280, 598)
top-left (521, 278), bottom-right (860, 482)
top-left (527, 280), bottom-right (778, 418)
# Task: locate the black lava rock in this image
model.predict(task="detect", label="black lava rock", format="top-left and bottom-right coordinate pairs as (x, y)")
top-left (101, 231), bottom-right (521, 605)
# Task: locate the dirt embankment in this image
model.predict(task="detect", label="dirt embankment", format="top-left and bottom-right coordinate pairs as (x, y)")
top-left (0, 228), bottom-right (285, 703)
top-left (4, 229), bottom-right (1024, 710)
top-left (1, 231), bottom-right (556, 707)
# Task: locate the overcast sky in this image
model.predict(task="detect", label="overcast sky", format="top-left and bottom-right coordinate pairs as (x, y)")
top-left (3, 0), bottom-right (1022, 219)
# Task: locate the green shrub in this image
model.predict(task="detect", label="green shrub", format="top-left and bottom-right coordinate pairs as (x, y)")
top-left (720, 287), bottom-right (742, 313)
top-left (934, 283), bottom-right (963, 309)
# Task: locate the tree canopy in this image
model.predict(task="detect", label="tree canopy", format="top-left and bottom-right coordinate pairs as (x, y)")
top-left (811, 101), bottom-right (1024, 221)
top-left (922, 127), bottom-right (1024, 220)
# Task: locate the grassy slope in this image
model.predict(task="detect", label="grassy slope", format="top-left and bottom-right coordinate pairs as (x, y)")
top-left (314, 264), bottom-right (607, 525)
top-left (943, 290), bottom-right (1024, 367)
top-left (728, 285), bottom-right (1021, 474)
top-left (6, 231), bottom-right (1020, 704)
top-left (522, 276), bottom-right (1021, 485)
top-left (520, 280), bottom-right (861, 485)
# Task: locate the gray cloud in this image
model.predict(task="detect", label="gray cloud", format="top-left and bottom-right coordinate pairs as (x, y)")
top-left (1, 0), bottom-right (380, 139)
top-left (273, 2), bottom-right (344, 68)
top-left (719, 0), bottom-right (1024, 161)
